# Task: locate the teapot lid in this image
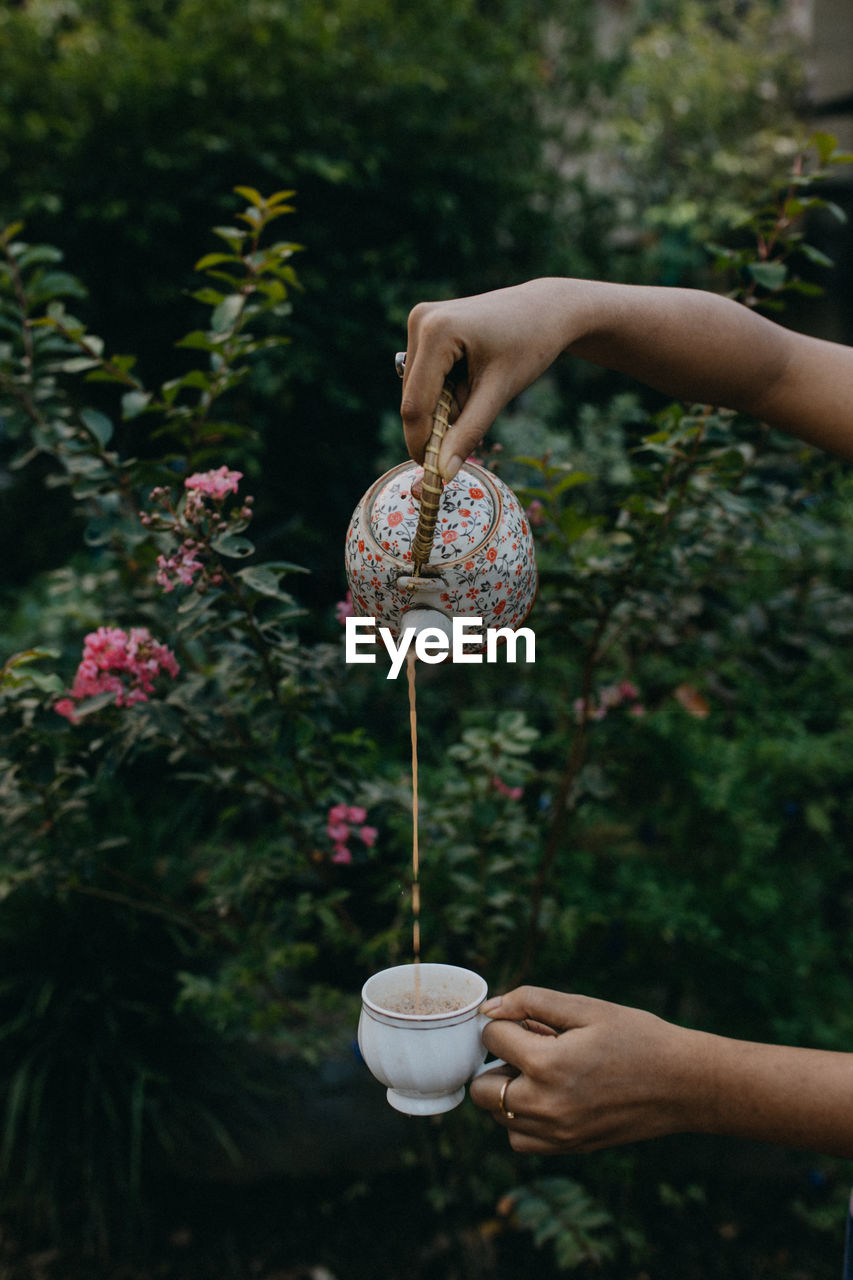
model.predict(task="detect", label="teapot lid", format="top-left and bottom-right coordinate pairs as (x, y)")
top-left (366, 462), bottom-right (498, 566)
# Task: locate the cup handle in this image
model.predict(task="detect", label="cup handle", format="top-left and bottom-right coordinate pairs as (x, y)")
top-left (472, 1057), bottom-right (507, 1078)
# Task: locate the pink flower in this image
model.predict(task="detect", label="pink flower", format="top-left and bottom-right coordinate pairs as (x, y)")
top-left (325, 802), bottom-right (374, 863)
top-left (526, 499), bottom-right (546, 526)
top-left (493, 775), bottom-right (523, 801)
top-left (156, 541), bottom-right (204, 593)
top-left (335, 592), bottom-right (355, 625)
top-left (573, 678), bottom-right (644, 724)
top-left (185, 466), bottom-right (243, 500)
top-left (55, 626), bottom-right (179, 720)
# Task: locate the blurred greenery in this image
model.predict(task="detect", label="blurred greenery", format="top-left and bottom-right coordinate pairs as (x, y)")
top-left (1, 1), bottom-right (853, 1278)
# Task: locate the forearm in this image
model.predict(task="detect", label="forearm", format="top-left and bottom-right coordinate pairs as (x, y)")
top-left (402, 278), bottom-right (853, 474)
top-left (529, 278), bottom-right (853, 460)
top-left (680, 1027), bottom-right (853, 1157)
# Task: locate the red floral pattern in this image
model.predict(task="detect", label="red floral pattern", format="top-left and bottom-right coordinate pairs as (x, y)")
top-left (344, 462), bottom-right (537, 648)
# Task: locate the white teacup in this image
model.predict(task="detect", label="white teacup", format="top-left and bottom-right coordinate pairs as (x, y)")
top-left (358, 962), bottom-right (503, 1115)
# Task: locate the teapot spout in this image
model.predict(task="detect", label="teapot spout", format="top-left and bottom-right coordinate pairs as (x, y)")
top-left (400, 605), bottom-right (454, 647)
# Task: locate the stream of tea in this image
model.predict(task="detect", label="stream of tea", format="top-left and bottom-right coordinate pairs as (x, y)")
top-left (406, 649), bottom-right (422, 1011)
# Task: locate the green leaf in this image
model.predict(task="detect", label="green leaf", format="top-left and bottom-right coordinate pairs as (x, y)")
top-left (237, 565), bottom-right (290, 597)
top-left (512, 455), bottom-right (549, 472)
top-left (799, 243), bottom-right (834, 269)
top-left (79, 407), bottom-right (114, 447)
top-left (212, 226), bottom-right (246, 252)
top-left (237, 561), bottom-right (307, 598)
top-left (174, 330), bottom-right (216, 352)
top-left (190, 287), bottom-right (227, 307)
top-left (158, 370), bottom-right (213, 403)
top-left (810, 130), bottom-right (838, 166)
top-left (60, 356), bottom-right (102, 374)
top-left (16, 245), bottom-right (63, 269)
top-left (1, 220), bottom-right (24, 247)
top-left (551, 471), bottom-right (592, 498)
top-left (121, 390), bottom-right (152, 420)
top-left (747, 261), bottom-right (788, 291)
top-left (210, 294), bottom-right (245, 333)
top-left (211, 532), bottom-right (254, 558)
top-left (85, 353), bottom-right (138, 383)
top-left (233, 185), bottom-right (265, 207)
top-left (195, 252), bottom-right (241, 271)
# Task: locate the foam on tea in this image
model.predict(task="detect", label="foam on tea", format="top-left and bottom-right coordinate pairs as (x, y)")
top-left (379, 991), bottom-right (469, 1016)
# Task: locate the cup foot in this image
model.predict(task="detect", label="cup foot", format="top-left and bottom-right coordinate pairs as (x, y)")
top-left (386, 1086), bottom-right (465, 1116)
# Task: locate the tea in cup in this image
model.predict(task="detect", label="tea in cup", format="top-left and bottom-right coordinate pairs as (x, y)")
top-left (358, 962), bottom-right (503, 1115)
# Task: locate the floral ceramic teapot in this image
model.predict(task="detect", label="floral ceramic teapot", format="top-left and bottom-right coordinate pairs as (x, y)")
top-left (344, 372), bottom-right (537, 652)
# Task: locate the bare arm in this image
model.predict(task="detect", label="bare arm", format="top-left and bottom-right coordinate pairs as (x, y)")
top-left (468, 987), bottom-right (853, 1158)
top-left (401, 279), bottom-right (853, 478)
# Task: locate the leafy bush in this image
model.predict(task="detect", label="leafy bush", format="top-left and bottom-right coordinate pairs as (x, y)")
top-left (0, 0), bottom-right (811, 598)
top-left (2, 125), bottom-right (853, 1280)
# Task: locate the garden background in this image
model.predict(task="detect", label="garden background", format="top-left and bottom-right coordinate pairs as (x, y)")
top-left (2, 1), bottom-right (853, 1277)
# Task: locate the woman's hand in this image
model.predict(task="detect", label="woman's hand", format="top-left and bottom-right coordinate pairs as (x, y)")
top-left (400, 278), bottom-right (853, 472)
top-left (470, 985), bottom-right (853, 1158)
top-left (400, 281), bottom-right (582, 480)
top-left (469, 986), bottom-right (700, 1154)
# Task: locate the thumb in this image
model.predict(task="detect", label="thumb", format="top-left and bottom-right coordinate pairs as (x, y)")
top-left (482, 986), bottom-right (604, 1034)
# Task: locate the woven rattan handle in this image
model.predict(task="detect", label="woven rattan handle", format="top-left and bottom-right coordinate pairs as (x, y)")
top-left (410, 380), bottom-right (453, 576)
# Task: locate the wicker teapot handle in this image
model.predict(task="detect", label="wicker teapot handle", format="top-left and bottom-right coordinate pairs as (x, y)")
top-left (410, 380), bottom-right (454, 576)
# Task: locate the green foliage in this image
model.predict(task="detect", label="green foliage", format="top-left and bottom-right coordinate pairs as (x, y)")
top-left (0, 0), bottom-right (813, 596)
top-left (504, 1177), bottom-right (621, 1270)
top-left (0, 0), bottom-right (607, 595)
top-left (707, 131), bottom-right (853, 310)
top-left (0, 194), bottom-right (393, 1243)
top-left (0, 24), bottom-right (851, 1273)
top-left (398, 709), bottom-right (541, 980)
top-left (598, 0), bottom-right (807, 282)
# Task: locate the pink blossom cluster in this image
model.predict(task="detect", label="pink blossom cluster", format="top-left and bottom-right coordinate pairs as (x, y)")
top-left (140, 466), bottom-right (252, 594)
top-left (573, 679), bottom-right (645, 725)
top-left (492, 775), bottom-right (524, 801)
top-left (525, 498), bottom-right (546, 527)
top-left (326, 803), bottom-right (378, 865)
top-left (335, 590), bottom-right (355, 625)
top-left (183, 466), bottom-right (244, 523)
top-left (185, 466), bottom-right (243, 500)
top-left (55, 626), bottom-right (179, 722)
top-left (156, 542), bottom-right (205, 593)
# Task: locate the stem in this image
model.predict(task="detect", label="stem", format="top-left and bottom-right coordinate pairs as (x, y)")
top-left (1, 244), bottom-right (47, 428)
top-left (511, 415), bottom-right (714, 985)
top-left (511, 608), bottom-right (609, 986)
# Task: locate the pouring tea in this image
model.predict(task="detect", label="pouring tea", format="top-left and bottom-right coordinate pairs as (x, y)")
top-left (343, 363), bottom-right (537, 653)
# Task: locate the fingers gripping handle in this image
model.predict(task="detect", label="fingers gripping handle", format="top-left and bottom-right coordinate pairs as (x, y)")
top-left (410, 381), bottom-right (453, 576)
top-left (473, 1057), bottom-right (507, 1077)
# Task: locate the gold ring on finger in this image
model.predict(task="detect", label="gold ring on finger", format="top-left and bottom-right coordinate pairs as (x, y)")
top-left (498, 1076), bottom-right (516, 1121)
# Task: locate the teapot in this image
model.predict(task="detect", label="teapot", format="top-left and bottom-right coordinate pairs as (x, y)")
top-left (344, 366), bottom-right (537, 653)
